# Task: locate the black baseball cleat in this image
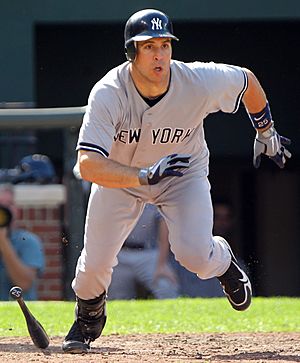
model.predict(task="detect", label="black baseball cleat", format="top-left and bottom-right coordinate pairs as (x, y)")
top-left (62, 321), bottom-right (91, 354)
top-left (62, 292), bottom-right (107, 354)
top-left (217, 237), bottom-right (252, 311)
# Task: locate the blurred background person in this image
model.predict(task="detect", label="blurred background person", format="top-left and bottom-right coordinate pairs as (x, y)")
top-left (108, 204), bottom-right (179, 300)
top-left (172, 197), bottom-right (239, 297)
top-left (0, 183), bottom-right (45, 300)
top-left (213, 197), bottom-right (235, 245)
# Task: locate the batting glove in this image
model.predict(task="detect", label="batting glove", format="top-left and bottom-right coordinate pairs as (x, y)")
top-left (138, 154), bottom-right (191, 185)
top-left (253, 124), bottom-right (291, 168)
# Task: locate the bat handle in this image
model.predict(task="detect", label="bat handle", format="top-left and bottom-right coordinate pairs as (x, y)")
top-left (17, 297), bottom-right (29, 315)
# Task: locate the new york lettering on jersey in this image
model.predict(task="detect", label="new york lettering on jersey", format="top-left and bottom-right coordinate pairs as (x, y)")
top-left (113, 127), bottom-right (196, 144)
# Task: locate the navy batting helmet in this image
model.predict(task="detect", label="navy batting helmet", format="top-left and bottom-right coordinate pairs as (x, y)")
top-left (124, 9), bottom-right (179, 62)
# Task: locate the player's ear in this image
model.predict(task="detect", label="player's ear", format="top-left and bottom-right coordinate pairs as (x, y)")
top-left (133, 41), bottom-right (139, 60)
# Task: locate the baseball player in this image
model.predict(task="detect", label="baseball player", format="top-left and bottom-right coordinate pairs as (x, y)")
top-left (62, 9), bottom-right (291, 353)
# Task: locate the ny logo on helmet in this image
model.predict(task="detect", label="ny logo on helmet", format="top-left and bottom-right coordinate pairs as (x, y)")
top-left (151, 18), bottom-right (162, 30)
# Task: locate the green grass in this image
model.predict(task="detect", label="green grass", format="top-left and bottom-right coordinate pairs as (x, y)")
top-left (0, 297), bottom-right (299, 337)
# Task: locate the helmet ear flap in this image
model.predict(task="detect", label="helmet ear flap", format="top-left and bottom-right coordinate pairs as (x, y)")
top-left (125, 40), bottom-right (136, 62)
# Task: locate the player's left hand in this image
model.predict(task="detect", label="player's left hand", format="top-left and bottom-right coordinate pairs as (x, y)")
top-left (253, 125), bottom-right (291, 168)
top-left (139, 153), bottom-right (191, 185)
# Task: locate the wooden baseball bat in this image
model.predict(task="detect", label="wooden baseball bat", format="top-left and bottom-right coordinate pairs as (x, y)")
top-left (10, 286), bottom-right (49, 349)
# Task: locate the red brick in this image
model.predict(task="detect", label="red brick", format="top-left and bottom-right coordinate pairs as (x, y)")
top-left (49, 208), bottom-right (61, 219)
top-left (44, 247), bottom-right (61, 255)
top-left (31, 225), bottom-right (60, 233)
top-left (46, 258), bottom-right (62, 267)
top-left (28, 208), bottom-right (36, 220)
top-left (36, 208), bottom-right (48, 220)
top-left (17, 209), bottom-right (24, 220)
top-left (42, 272), bottom-right (62, 279)
top-left (15, 205), bottom-right (64, 300)
top-left (49, 284), bottom-right (62, 291)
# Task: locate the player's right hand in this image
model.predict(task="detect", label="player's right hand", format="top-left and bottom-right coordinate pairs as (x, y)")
top-left (253, 125), bottom-right (291, 168)
top-left (138, 154), bottom-right (191, 185)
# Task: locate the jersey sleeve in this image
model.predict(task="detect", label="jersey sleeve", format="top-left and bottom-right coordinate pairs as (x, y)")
top-left (77, 83), bottom-right (118, 157)
top-left (195, 62), bottom-right (248, 114)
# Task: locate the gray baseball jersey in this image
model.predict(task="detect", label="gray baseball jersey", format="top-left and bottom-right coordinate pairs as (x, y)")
top-left (77, 60), bottom-right (247, 170)
top-left (73, 60), bottom-right (248, 300)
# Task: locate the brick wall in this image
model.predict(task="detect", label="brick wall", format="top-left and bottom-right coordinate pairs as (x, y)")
top-left (14, 185), bottom-right (66, 300)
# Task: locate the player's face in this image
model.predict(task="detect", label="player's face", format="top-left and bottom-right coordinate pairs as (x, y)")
top-left (133, 38), bottom-right (172, 85)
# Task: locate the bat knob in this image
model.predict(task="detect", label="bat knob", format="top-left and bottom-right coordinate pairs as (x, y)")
top-left (10, 286), bottom-right (23, 300)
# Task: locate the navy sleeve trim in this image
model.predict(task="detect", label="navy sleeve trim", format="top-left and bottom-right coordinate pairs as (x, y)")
top-left (76, 142), bottom-right (109, 157)
top-left (232, 70), bottom-right (248, 114)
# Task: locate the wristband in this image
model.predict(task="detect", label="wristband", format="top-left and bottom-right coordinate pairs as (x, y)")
top-left (248, 102), bottom-right (272, 130)
top-left (138, 169), bottom-right (148, 185)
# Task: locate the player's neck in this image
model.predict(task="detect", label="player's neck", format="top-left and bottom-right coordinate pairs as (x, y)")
top-left (130, 64), bottom-right (171, 100)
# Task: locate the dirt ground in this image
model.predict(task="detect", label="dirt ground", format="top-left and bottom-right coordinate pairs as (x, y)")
top-left (0, 333), bottom-right (300, 362)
